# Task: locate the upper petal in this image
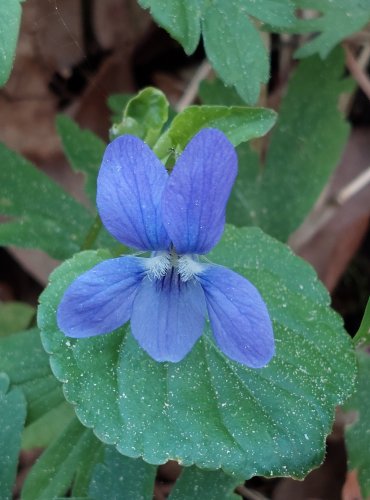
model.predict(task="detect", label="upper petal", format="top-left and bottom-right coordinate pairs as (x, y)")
top-left (57, 256), bottom-right (146, 338)
top-left (162, 128), bottom-right (237, 254)
top-left (130, 271), bottom-right (206, 362)
top-left (97, 135), bottom-right (170, 251)
top-left (197, 265), bottom-right (275, 368)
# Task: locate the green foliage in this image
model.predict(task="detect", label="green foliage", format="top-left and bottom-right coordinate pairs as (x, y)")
top-left (153, 105), bottom-right (276, 159)
top-left (0, 0), bottom-right (23, 86)
top-left (199, 79), bottom-right (245, 107)
top-left (22, 402), bottom-right (74, 450)
top-left (89, 447), bottom-right (156, 499)
top-left (0, 328), bottom-right (64, 423)
top-left (107, 93), bottom-right (133, 123)
top-left (169, 467), bottom-right (240, 500)
top-left (0, 301), bottom-right (34, 337)
top-left (111, 87), bottom-right (169, 147)
top-left (38, 226), bottom-right (356, 478)
top-left (344, 351), bottom-right (370, 499)
top-left (200, 48), bottom-right (351, 241)
top-left (138, 0), bottom-right (369, 101)
top-left (0, 374), bottom-right (27, 500)
top-left (293, 0), bottom-right (370, 58)
top-left (0, 143), bottom-right (94, 259)
top-left (138, 0), bottom-right (202, 55)
top-left (22, 417), bottom-right (102, 500)
top-left (353, 298), bottom-right (370, 347)
top-left (138, 0), bottom-right (296, 104)
top-left (201, 0), bottom-right (269, 106)
top-left (56, 116), bottom-right (106, 205)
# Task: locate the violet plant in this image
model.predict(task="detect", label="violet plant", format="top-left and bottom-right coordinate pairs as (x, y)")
top-left (0, 1), bottom-right (369, 499)
top-left (57, 129), bottom-right (274, 367)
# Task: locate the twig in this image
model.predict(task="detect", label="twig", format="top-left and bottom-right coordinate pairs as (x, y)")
top-left (290, 167), bottom-right (370, 249)
top-left (343, 42), bottom-right (370, 100)
top-left (335, 167), bottom-right (370, 204)
top-left (235, 484), bottom-right (269, 500)
top-left (175, 60), bottom-right (212, 112)
top-left (347, 27), bottom-right (370, 44)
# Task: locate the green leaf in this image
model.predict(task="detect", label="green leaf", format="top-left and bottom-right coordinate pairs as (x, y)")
top-left (137, 0), bottom-right (202, 55)
top-left (153, 105), bottom-right (276, 159)
top-left (72, 441), bottom-right (104, 497)
top-left (353, 298), bottom-right (370, 347)
top-left (169, 467), bottom-right (240, 500)
top-left (293, 0), bottom-right (370, 58)
top-left (22, 402), bottom-right (75, 450)
top-left (0, 373), bottom-right (27, 500)
top-left (110, 87), bottom-right (169, 147)
top-left (0, 328), bottom-right (64, 423)
top-left (0, 301), bottom-right (34, 337)
top-left (38, 226), bottom-right (356, 478)
top-left (139, 0), bottom-right (296, 104)
top-left (199, 79), bottom-right (245, 107)
top-left (56, 115), bottom-right (106, 205)
top-left (0, 143), bottom-right (94, 259)
top-left (107, 93), bottom-right (133, 123)
top-left (0, 0), bottom-right (23, 86)
top-left (89, 447), bottom-right (156, 500)
top-left (225, 47), bottom-right (352, 241)
top-left (202, 0), bottom-right (269, 105)
top-left (344, 351), bottom-right (370, 499)
top-left (22, 418), bottom-right (102, 500)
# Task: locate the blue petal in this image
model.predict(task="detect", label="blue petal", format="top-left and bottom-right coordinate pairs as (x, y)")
top-left (57, 256), bottom-right (146, 338)
top-left (197, 265), bottom-right (275, 368)
top-left (97, 135), bottom-right (170, 251)
top-left (131, 271), bottom-right (206, 362)
top-left (162, 129), bottom-right (237, 254)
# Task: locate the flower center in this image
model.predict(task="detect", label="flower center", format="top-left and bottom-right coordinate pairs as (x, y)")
top-left (146, 251), bottom-right (203, 282)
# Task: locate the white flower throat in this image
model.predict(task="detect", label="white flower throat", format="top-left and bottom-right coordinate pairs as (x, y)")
top-left (146, 249), bottom-right (204, 282)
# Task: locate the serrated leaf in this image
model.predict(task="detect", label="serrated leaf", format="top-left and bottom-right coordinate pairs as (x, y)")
top-left (0, 301), bottom-right (34, 337)
top-left (153, 105), bottom-right (276, 159)
top-left (218, 47), bottom-right (352, 241)
top-left (169, 467), bottom-right (240, 500)
top-left (138, 0), bottom-right (202, 55)
top-left (0, 0), bottom-right (23, 86)
top-left (0, 328), bottom-right (64, 423)
top-left (0, 373), bottom-right (27, 500)
top-left (0, 143), bottom-right (94, 259)
top-left (110, 87), bottom-right (169, 147)
top-left (139, 0), bottom-right (295, 104)
top-left (38, 226), bottom-right (355, 478)
top-left (344, 351), bottom-right (370, 499)
top-left (89, 447), bottom-right (156, 500)
top-left (56, 115), bottom-right (106, 205)
top-left (22, 417), bottom-right (102, 500)
top-left (293, 0), bottom-right (370, 58)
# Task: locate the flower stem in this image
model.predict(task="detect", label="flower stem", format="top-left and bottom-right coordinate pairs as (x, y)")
top-left (81, 215), bottom-right (102, 250)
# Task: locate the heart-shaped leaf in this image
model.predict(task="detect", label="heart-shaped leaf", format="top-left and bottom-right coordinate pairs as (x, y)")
top-left (38, 227), bottom-right (356, 478)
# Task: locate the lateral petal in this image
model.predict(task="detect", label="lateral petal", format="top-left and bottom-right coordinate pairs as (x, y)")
top-left (57, 256), bottom-right (146, 338)
top-left (131, 272), bottom-right (206, 362)
top-left (97, 135), bottom-right (170, 251)
top-left (197, 265), bottom-right (275, 368)
top-left (162, 128), bottom-right (237, 254)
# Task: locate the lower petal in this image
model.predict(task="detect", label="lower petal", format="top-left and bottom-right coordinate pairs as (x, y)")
top-left (197, 265), bottom-right (274, 368)
top-left (131, 271), bottom-right (206, 362)
top-left (57, 256), bottom-right (146, 338)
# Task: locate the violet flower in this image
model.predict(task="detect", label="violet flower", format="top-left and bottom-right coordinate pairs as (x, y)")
top-left (57, 128), bottom-right (274, 368)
